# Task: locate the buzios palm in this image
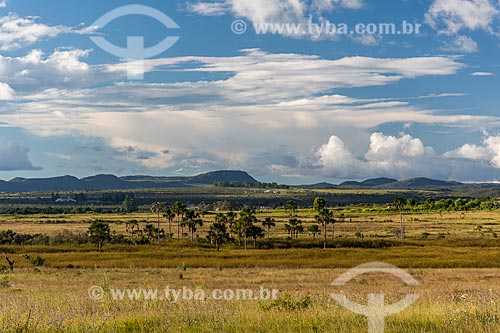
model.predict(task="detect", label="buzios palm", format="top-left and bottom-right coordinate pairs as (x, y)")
top-left (171, 201), bottom-right (187, 241)
top-left (262, 217), bottom-right (276, 238)
top-left (150, 202), bottom-right (166, 244)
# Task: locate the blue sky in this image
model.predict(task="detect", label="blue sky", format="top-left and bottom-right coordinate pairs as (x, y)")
top-left (0, 0), bottom-right (500, 183)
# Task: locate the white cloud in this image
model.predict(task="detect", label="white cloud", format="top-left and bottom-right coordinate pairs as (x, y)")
top-left (317, 133), bottom-right (450, 180)
top-left (311, 0), bottom-right (364, 11)
top-left (0, 82), bottom-right (14, 100)
top-left (0, 1), bottom-right (7, 8)
top-left (442, 35), bottom-right (479, 53)
top-left (426, 0), bottom-right (500, 35)
top-left (445, 135), bottom-right (500, 168)
top-left (1, 49), bottom-right (495, 180)
top-left (0, 48), bottom-right (116, 93)
top-left (188, 0), bottom-right (365, 27)
top-left (0, 137), bottom-right (40, 171)
top-left (0, 13), bottom-right (95, 51)
top-left (471, 71), bottom-right (495, 76)
top-left (352, 34), bottom-right (382, 46)
top-left (444, 143), bottom-right (492, 160)
top-left (317, 133), bottom-right (500, 181)
top-left (186, 2), bottom-right (229, 16)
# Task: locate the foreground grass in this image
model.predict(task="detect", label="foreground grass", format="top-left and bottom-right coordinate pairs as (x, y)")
top-left (0, 268), bottom-right (499, 332)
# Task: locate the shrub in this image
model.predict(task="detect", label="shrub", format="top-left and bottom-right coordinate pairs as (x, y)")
top-left (261, 293), bottom-right (312, 311)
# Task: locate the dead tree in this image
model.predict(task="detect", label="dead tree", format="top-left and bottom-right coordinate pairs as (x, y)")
top-left (4, 254), bottom-right (14, 271)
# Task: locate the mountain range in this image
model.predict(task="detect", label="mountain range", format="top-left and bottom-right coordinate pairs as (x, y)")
top-left (0, 171), bottom-right (499, 193)
top-left (0, 170), bottom-right (257, 193)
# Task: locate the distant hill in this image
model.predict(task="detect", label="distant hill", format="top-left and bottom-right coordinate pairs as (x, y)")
top-left (0, 170), bottom-right (258, 193)
top-left (339, 177), bottom-right (398, 188)
top-left (186, 170), bottom-right (257, 185)
top-left (3, 170), bottom-right (500, 193)
top-left (376, 177), bottom-right (462, 190)
top-left (298, 182), bottom-right (336, 189)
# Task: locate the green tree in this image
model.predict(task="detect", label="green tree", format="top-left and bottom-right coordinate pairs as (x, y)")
top-left (237, 206), bottom-right (258, 250)
top-left (207, 215), bottom-right (231, 251)
top-left (313, 197), bottom-right (326, 211)
top-left (262, 217), bottom-right (276, 239)
top-left (284, 200), bottom-right (298, 218)
top-left (121, 195), bottom-right (138, 213)
top-left (144, 223), bottom-right (163, 241)
top-left (308, 224), bottom-right (320, 239)
top-left (247, 225), bottom-right (265, 248)
top-left (171, 201), bottom-right (187, 241)
top-left (150, 202), bottom-right (167, 244)
top-left (88, 220), bottom-right (111, 251)
top-left (314, 197), bottom-right (332, 249)
top-left (163, 207), bottom-right (175, 239)
top-left (125, 220), bottom-right (140, 243)
top-left (285, 217), bottom-right (303, 240)
top-left (182, 209), bottom-right (203, 242)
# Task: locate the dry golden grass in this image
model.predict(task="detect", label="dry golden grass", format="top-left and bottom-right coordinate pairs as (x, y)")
top-left (0, 267), bottom-right (499, 332)
top-left (0, 210), bottom-right (498, 240)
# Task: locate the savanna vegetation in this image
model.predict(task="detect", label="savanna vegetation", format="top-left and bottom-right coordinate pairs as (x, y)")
top-left (0, 188), bottom-right (500, 332)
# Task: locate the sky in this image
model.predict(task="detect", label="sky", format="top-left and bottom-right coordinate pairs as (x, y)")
top-left (0, 0), bottom-right (499, 184)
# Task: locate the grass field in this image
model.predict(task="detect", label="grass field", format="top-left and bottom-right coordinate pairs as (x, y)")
top-left (1, 209), bottom-right (500, 332)
top-left (1, 267), bottom-right (499, 332)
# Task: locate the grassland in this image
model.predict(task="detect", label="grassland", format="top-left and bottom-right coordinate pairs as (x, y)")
top-left (1, 208), bottom-right (500, 332)
top-left (1, 268), bottom-right (499, 332)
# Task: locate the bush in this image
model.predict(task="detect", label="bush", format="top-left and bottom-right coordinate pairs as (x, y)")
top-left (24, 255), bottom-right (46, 267)
top-left (261, 293), bottom-right (312, 311)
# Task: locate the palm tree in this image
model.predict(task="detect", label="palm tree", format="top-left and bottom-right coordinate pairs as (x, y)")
top-left (171, 201), bottom-right (187, 241)
top-left (150, 202), bottom-right (166, 244)
top-left (285, 218), bottom-right (303, 240)
top-left (394, 196), bottom-right (406, 240)
top-left (163, 207), bottom-right (175, 239)
top-left (284, 200), bottom-right (298, 218)
top-left (246, 225), bottom-right (265, 248)
top-left (238, 206), bottom-right (258, 250)
top-left (126, 220), bottom-right (140, 243)
top-left (308, 224), bottom-right (320, 239)
top-left (207, 217), bottom-right (231, 251)
top-left (183, 209), bottom-right (203, 242)
top-left (262, 217), bottom-right (276, 238)
top-left (313, 197), bottom-right (331, 249)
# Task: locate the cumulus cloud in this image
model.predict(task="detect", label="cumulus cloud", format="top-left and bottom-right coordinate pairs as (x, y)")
top-left (188, 0), bottom-right (365, 27)
top-left (0, 137), bottom-right (40, 171)
top-left (0, 13), bottom-right (95, 51)
top-left (425, 0), bottom-right (500, 35)
top-left (445, 135), bottom-right (500, 168)
top-left (316, 132), bottom-right (500, 181)
top-left (442, 35), bottom-right (479, 53)
top-left (317, 133), bottom-right (451, 180)
top-left (0, 48), bottom-right (117, 93)
top-left (0, 82), bottom-right (14, 100)
top-left (426, 0), bottom-right (500, 53)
